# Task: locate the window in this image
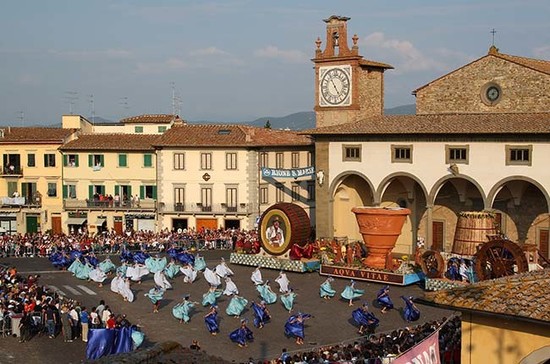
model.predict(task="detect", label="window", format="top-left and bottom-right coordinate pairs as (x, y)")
top-left (307, 182), bottom-right (315, 201)
top-left (291, 152), bottom-right (300, 168)
top-left (143, 154), bottom-right (153, 167)
top-left (292, 184), bottom-right (300, 202)
top-left (343, 145), bottom-right (361, 161)
top-left (63, 185), bottom-right (77, 199)
top-left (226, 152), bottom-right (237, 170)
top-left (201, 153), bottom-right (212, 170)
top-left (446, 145), bottom-right (469, 164)
top-left (506, 145), bottom-right (532, 166)
top-left (27, 154), bottom-right (35, 167)
top-left (391, 145), bottom-right (412, 163)
top-left (276, 183), bottom-right (284, 203)
top-left (259, 152), bottom-right (268, 168)
top-left (260, 184), bottom-right (268, 204)
top-left (118, 154), bottom-right (128, 167)
top-left (158, 126), bottom-right (167, 133)
top-left (135, 126), bottom-right (144, 133)
top-left (7, 182), bottom-right (17, 197)
top-left (88, 154), bottom-right (104, 169)
top-left (174, 187), bottom-right (185, 210)
top-left (64, 154), bottom-right (79, 167)
top-left (174, 153), bottom-right (185, 170)
top-left (44, 154), bottom-right (56, 167)
top-left (140, 185), bottom-right (157, 199)
top-left (201, 187), bottom-right (212, 210)
top-left (226, 187), bottom-right (238, 211)
top-left (47, 182), bottom-right (57, 197)
top-left (276, 153), bottom-right (284, 169)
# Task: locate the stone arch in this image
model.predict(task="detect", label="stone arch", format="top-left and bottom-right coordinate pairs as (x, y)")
top-left (429, 174), bottom-right (487, 208)
top-left (487, 175), bottom-right (550, 212)
top-left (376, 172), bottom-right (429, 205)
top-left (329, 171), bottom-right (376, 200)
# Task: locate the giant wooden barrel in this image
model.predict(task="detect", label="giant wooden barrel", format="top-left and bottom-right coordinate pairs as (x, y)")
top-left (452, 211), bottom-right (497, 255)
top-left (259, 203), bottom-right (311, 256)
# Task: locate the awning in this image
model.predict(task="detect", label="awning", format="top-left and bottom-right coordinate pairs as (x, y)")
top-left (93, 218), bottom-right (107, 226)
top-left (66, 217), bottom-right (87, 225)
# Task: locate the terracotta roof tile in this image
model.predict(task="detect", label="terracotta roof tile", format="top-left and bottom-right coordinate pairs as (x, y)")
top-left (120, 114), bottom-right (182, 124)
top-left (156, 124), bottom-right (313, 148)
top-left (60, 133), bottom-right (160, 151)
top-left (423, 269), bottom-right (550, 323)
top-left (0, 127), bottom-right (76, 143)
top-left (303, 113), bottom-right (550, 136)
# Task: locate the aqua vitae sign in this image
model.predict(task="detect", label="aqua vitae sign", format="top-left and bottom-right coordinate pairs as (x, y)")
top-left (261, 166), bottom-right (315, 179)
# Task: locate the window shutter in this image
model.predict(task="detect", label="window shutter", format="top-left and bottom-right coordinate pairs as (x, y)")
top-left (63, 185), bottom-right (68, 199)
top-left (88, 154), bottom-right (93, 167)
top-left (140, 186), bottom-right (145, 199)
top-left (152, 186), bottom-right (157, 199)
top-left (100, 155), bottom-right (105, 167)
top-left (100, 185), bottom-right (105, 195)
top-left (43, 154), bottom-right (48, 167)
top-left (115, 185), bottom-right (120, 196)
top-left (89, 185), bottom-right (94, 199)
top-left (144, 154), bottom-right (152, 167)
top-left (63, 155), bottom-right (68, 167)
top-left (128, 186), bottom-right (132, 198)
top-left (75, 155), bottom-right (79, 167)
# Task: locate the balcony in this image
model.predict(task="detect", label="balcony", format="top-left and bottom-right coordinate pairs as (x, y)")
top-left (63, 199), bottom-right (157, 210)
top-left (159, 202), bottom-right (253, 215)
top-left (1, 166), bottom-right (23, 178)
top-left (0, 196), bottom-right (41, 208)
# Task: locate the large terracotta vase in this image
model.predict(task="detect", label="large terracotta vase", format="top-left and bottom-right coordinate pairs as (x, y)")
top-left (352, 207), bottom-right (411, 269)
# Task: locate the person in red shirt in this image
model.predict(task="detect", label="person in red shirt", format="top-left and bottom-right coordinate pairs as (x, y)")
top-left (106, 314), bottom-right (116, 329)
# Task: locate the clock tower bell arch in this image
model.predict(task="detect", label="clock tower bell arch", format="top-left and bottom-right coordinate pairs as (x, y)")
top-left (313, 16), bottom-right (393, 128)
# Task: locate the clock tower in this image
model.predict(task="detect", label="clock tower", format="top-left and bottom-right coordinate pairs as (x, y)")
top-left (313, 16), bottom-right (393, 128)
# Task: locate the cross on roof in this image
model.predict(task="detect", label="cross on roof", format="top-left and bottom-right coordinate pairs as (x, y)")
top-left (490, 28), bottom-right (497, 46)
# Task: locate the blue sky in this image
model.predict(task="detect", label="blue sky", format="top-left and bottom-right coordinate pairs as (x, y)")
top-left (0, 0), bottom-right (548, 125)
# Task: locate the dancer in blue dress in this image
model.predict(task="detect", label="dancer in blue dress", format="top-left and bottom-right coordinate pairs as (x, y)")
top-left (229, 319), bottom-right (254, 348)
top-left (144, 286), bottom-right (165, 313)
top-left (145, 255), bottom-right (167, 273)
top-left (251, 301), bottom-right (271, 329)
top-left (256, 280), bottom-right (277, 304)
top-left (172, 295), bottom-right (198, 323)
top-left (226, 294), bottom-right (248, 318)
top-left (284, 312), bottom-right (312, 345)
top-left (280, 288), bottom-right (297, 313)
top-left (164, 259), bottom-right (181, 279)
top-left (401, 296), bottom-right (420, 322)
top-left (202, 286), bottom-right (222, 307)
top-left (376, 285), bottom-right (394, 314)
top-left (352, 303), bottom-right (379, 335)
top-left (340, 279), bottom-right (365, 306)
top-left (204, 305), bottom-right (220, 335)
top-left (319, 276), bottom-right (336, 299)
top-left (194, 253), bottom-right (207, 271)
top-left (99, 256), bottom-right (116, 274)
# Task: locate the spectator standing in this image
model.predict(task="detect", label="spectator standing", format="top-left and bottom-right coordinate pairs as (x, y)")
top-left (44, 303), bottom-right (56, 338)
top-left (80, 307), bottom-right (89, 342)
top-left (69, 305), bottom-right (79, 340)
top-left (60, 306), bottom-right (73, 342)
top-left (90, 307), bottom-right (101, 329)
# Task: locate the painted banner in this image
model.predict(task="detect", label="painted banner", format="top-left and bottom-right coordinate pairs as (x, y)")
top-left (393, 330), bottom-right (440, 364)
top-left (261, 166), bottom-right (315, 179)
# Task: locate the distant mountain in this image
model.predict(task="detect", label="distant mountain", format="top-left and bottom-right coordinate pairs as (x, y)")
top-left (242, 104), bottom-right (416, 130)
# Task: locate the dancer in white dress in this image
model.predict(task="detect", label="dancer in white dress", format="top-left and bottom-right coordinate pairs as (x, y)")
top-left (110, 272), bottom-right (124, 294)
top-left (275, 270), bottom-right (290, 293)
top-left (223, 277), bottom-right (239, 296)
top-left (126, 263), bottom-right (150, 284)
top-left (88, 266), bottom-right (107, 287)
top-left (119, 277), bottom-right (134, 302)
top-left (215, 257), bottom-right (234, 278)
top-left (251, 266), bottom-right (263, 286)
top-left (154, 270), bottom-right (172, 290)
top-left (204, 267), bottom-right (221, 288)
top-left (180, 263), bottom-right (198, 283)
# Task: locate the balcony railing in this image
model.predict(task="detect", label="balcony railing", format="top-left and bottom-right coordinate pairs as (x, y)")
top-left (159, 202), bottom-right (253, 214)
top-left (63, 199), bottom-right (157, 210)
top-left (1, 166), bottom-right (23, 177)
top-left (0, 196), bottom-right (41, 208)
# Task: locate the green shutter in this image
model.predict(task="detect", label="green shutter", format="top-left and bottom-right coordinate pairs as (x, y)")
top-left (127, 186), bottom-right (132, 198)
top-left (100, 155), bottom-right (105, 167)
top-left (100, 185), bottom-right (105, 195)
top-left (152, 186), bottom-right (157, 199)
top-left (143, 154), bottom-right (151, 167)
top-left (89, 185), bottom-right (94, 199)
top-left (74, 155), bottom-right (79, 167)
top-left (43, 154), bottom-right (48, 167)
top-left (88, 154), bottom-right (93, 167)
top-left (140, 186), bottom-right (145, 199)
top-left (119, 154), bottom-right (127, 167)
top-left (63, 185), bottom-right (68, 199)
top-left (115, 185), bottom-right (120, 196)
top-left (63, 155), bottom-right (68, 167)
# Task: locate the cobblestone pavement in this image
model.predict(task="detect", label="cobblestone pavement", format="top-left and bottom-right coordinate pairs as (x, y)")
top-left (1, 251), bottom-right (455, 363)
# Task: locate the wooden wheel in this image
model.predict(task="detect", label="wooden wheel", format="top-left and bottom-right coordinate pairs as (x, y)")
top-left (474, 239), bottom-right (528, 280)
top-left (419, 250), bottom-right (445, 278)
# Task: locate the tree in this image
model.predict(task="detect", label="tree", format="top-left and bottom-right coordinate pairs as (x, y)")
top-left (264, 120), bottom-right (271, 129)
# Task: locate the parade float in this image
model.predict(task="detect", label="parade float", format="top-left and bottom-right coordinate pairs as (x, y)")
top-left (319, 206), bottom-right (425, 286)
top-left (229, 202), bottom-right (320, 272)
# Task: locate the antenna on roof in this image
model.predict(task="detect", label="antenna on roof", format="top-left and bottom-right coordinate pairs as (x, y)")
top-left (170, 82), bottom-right (182, 116)
top-left (64, 91), bottom-right (79, 114)
top-left (88, 94), bottom-right (95, 125)
top-left (17, 111), bottom-right (24, 126)
top-left (490, 28), bottom-right (497, 46)
top-left (119, 97), bottom-right (129, 118)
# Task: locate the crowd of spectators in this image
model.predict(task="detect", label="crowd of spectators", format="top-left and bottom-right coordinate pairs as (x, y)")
top-left (0, 228), bottom-right (259, 258)
top-left (0, 264), bottom-right (135, 344)
top-left (257, 315), bottom-right (461, 364)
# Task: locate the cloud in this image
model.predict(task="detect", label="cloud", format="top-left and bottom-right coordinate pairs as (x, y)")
top-left (48, 48), bottom-right (132, 61)
top-left (18, 73), bottom-right (40, 86)
top-left (136, 57), bottom-right (189, 74)
top-left (362, 32), bottom-right (445, 73)
top-left (189, 47), bottom-right (229, 57)
top-left (533, 45), bottom-right (550, 59)
top-left (254, 45), bottom-right (308, 64)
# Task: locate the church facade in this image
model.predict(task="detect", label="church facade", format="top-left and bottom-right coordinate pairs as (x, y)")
top-left (309, 16), bottom-right (550, 258)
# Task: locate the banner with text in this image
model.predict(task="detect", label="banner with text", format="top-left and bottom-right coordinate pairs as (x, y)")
top-left (393, 330), bottom-right (440, 364)
top-left (261, 166), bottom-right (315, 179)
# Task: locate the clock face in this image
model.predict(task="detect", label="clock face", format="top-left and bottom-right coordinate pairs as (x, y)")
top-left (319, 66), bottom-right (352, 106)
top-left (486, 86), bottom-right (500, 102)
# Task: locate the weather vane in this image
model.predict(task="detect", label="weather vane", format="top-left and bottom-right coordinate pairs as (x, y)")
top-left (490, 28), bottom-right (497, 46)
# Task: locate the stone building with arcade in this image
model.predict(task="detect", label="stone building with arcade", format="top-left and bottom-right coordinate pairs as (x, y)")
top-left (308, 15), bottom-right (550, 259)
